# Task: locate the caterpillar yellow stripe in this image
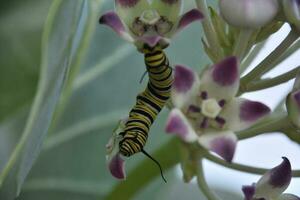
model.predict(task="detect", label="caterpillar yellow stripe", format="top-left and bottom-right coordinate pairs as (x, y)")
top-left (119, 45), bottom-right (173, 157)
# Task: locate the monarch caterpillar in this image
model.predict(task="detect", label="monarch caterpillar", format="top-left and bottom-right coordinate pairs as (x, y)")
top-left (118, 44), bottom-right (173, 182)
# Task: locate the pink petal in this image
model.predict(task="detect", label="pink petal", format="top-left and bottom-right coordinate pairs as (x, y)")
top-left (99, 11), bottom-right (133, 42)
top-left (109, 153), bottom-right (126, 180)
top-left (198, 131), bottom-right (237, 162)
top-left (212, 56), bottom-right (239, 86)
top-left (171, 65), bottom-right (200, 109)
top-left (165, 109), bottom-right (198, 142)
top-left (177, 9), bottom-right (204, 32)
top-left (200, 56), bottom-right (239, 100)
top-left (221, 98), bottom-right (270, 132)
top-left (174, 65), bottom-right (197, 93)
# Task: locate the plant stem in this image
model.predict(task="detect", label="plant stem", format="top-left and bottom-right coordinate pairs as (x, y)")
top-left (240, 40), bottom-right (267, 74)
top-left (195, 0), bottom-right (223, 61)
top-left (241, 29), bottom-right (299, 85)
top-left (202, 149), bottom-right (300, 177)
top-left (270, 39), bottom-right (300, 69)
top-left (233, 29), bottom-right (253, 60)
top-left (197, 160), bottom-right (221, 200)
top-left (236, 115), bottom-right (291, 140)
top-left (242, 66), bottom-right (300, 92)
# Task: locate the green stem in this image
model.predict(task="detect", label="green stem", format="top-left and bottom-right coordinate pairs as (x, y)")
top-left (202, 149), bottom-right (300, 177)
top-left (237, 115), bottom-right (291, 140)
top-left (270, 39), bottom-right (300, 69)
top-left (241, 29), bottom-right (299, 85)
top-left (197, 160), bottom-right (221, 200)
top-left (233, 29), bottom-right (253, 60)
top-left (195, 0), bottom-right (223, 61)
top-left (242, 66), bottom-right (300, 92)
top-left (240, 41), bottom-right (267, 74)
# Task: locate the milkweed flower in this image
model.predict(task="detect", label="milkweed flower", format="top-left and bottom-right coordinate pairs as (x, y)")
top-left (99, 0), bottom-right (203, 50)
top-left (242, 157), bottom-right (299, 200)
top-left (165, 56), bottom-right (270, 162)
top-left (219, 0), bottom-right (279, 29)
top-left (283, 0), bottom-right (300, 32)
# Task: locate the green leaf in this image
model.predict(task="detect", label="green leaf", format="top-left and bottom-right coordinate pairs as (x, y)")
top-left (0, 0), bottom-right (99, 198)
top-left (0, 0), bottom-right (51, 122)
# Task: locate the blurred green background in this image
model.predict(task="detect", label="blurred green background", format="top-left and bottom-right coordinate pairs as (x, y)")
top-left (0, 0), bottom-right (242, 199)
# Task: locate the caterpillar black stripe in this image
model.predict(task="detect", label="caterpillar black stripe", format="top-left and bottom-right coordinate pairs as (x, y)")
top-left (119, 45), bottom-right (173, 182)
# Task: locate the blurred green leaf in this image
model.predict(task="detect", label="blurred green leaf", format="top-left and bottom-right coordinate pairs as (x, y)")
top-left (0, 0), bottom-right (101, 198)
top-left (0, 0), bottom-right (51, 122)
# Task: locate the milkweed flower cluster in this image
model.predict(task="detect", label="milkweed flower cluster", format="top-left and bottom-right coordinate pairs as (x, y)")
top-left (165, 57), bottom-right (270, 162)
top-left (100, 0), bottom-right (300, 199)
top-left (99, 0), bottom-right (203, 51)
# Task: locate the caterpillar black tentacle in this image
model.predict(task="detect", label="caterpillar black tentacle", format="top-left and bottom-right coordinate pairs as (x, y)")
top-left (118, 45), bottom-right (173, 182)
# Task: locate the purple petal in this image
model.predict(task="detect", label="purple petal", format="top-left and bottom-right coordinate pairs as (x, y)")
top-left (198, 131), bottom-right (237, 162)
top-left (99, 11), bottom-right (132, 41)
top-left (116, 0), bottom-right (140, 7)
top-left (99, 11), bottom-right (125, 32)
top-left (177, 9), bottom-right (204, 31)
top-left (212, 56), bottom-right (239, 86)
top-left (269, 157), bottom-right (292, 188)
top-left (200, 56), bottom-right (239, 100)
top-left (242, 184), bottom-right (256, 200)
top-left (240, 100), bottom-right (271, 122)
top-left (165, 109), bottom-right (197, 142)
top-left (174, 65), bottom-right (196, 93)
top-left (109, 153), bottom-right (126, 180)
top-left (210, 136), bottom-right (236, 162)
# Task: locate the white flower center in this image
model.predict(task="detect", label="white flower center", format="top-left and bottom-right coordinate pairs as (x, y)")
top-left (201, 98), bottom-right (222, 118)
top-left (140, 9), bottom-right (160, 25)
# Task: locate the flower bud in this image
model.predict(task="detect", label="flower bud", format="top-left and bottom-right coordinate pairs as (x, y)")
top-left (219, 0), bottom-right (279, 29)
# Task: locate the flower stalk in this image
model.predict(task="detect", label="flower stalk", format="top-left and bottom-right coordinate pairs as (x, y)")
top-left (196, 0), bottom-right (223, 61)
top-left (233, 29), bottom-right (253, 60)
top-left (197, 160), bottom-right (221, 200)
top-left (241, 29), bottom-right (299, 85)
top-left (241, 66), bottom-right (300, 93)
